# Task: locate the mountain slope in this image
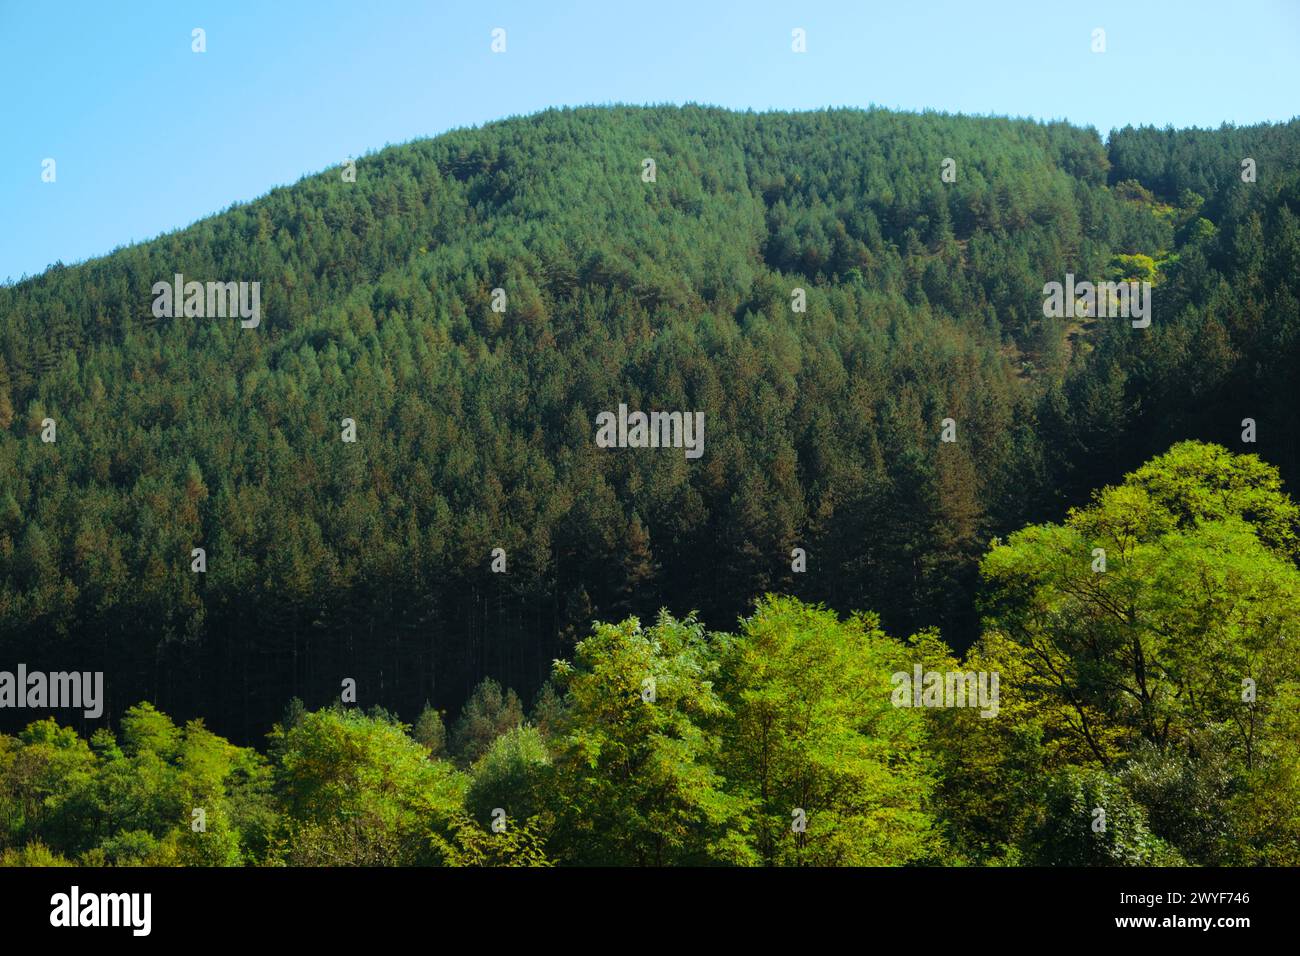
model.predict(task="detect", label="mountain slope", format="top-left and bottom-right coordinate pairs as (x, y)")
top-left (2, 105), bottom-right (1298, 742)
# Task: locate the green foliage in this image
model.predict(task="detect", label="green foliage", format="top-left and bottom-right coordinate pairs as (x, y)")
top-left (716, 596), bottom-right (941, 865)
top-left (529, 681), bottom-right (565, 740)
top-left (9, 104), bottom-right (1264, 733)
top-left (1230, 681), bottom-right (1300, 865)
top-left (1109, 253), bottom-right (1157, 283)
top-left (1021, 766), bottom-right (1181, 866)
top-left (916, 629), bottom-right (1054, 864)
top-left (0, 703), bottom-right (272, 866)
top-left (546, 611), bottom-right (755, 865)
top-left (2, 99), bottom-right (1300, 865)
top-left (412, 702), bottom-right (448, 757)
top-left (429, 811), bottom-right (552, 867)
top-left (1123, 440), bottom-right (1300, 559)
top-left (0, 840), bottom-right (73, 866)
top-left (972, 442), bottom-right (1300, 864)
top-left (3, 443), bottom-right (1299, 873)
top-left (1118, 738), bottom-right (1237, 865)
top-left (984, 446), bottom-right (1300, 758)
top-left (269, 707), bottom-right (463, 866)
top-left (465, 725), bottom-right (550, 827)
top-left (91, 829), bottom-right (162, 867)
top-left (449, 679), bottom-right (524, 766)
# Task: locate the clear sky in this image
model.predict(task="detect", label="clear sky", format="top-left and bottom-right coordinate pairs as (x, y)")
top-left (2, 0), bottom-right (1297, 284)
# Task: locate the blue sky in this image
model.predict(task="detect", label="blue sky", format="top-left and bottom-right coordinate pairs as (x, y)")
top-left (2, 0), bottom-right (1297, 284)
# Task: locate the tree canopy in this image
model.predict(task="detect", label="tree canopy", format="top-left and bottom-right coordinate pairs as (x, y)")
top-left (6, 108), bottom-right (1297, 740)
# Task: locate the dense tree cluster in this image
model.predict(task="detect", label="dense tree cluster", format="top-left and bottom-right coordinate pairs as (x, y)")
top-left (3, 443), bottom-right (1297, 866)
top-left (1, 106), bottom-right (1298, 748)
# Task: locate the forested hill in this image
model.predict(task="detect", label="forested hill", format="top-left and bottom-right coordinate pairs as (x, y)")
top-left (2, 106), bottom-right (1299, 743)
